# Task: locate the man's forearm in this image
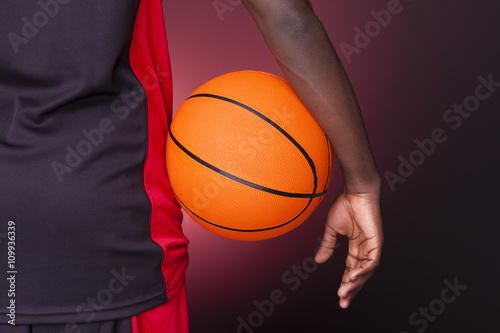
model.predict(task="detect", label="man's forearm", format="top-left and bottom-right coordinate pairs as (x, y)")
top-left (243, 1), bottom-right (380, 192)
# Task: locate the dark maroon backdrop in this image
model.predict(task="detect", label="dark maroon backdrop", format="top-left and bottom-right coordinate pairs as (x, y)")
top-left (163, 1), bottom-right (499, 332)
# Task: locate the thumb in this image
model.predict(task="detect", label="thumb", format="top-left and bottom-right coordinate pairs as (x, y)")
top-left (315, 225), bottom-right (338, 263)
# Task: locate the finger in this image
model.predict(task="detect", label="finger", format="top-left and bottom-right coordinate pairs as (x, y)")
top-left (337, 247), bottom-right (377, 303)
top-left (339, 283), bottom-right (364, 309)
top-left (348, 240), bottom-right (382, 280)
top-left (314, 223), bottom-right (338, 263)
top-left (339, 268), bottom-right (374, 296)
top-left (337, 259), bottom-right (360, 297)
top-left (345, 249), bottom-right (362, 271)
top-left (338, 263), bottom-right (371, 298)
top-left (339, 294), bottom-right (351, 309)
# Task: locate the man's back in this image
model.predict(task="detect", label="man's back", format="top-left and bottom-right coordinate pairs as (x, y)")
top-left (0, 0), bottom-right (188, 325)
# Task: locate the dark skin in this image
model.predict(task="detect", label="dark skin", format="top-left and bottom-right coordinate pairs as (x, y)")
top-left (242, 0), bottom-right (383, 309)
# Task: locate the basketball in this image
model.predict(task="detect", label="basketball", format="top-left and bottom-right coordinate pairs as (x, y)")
top-left (166, 71), bottom-right (333, 241)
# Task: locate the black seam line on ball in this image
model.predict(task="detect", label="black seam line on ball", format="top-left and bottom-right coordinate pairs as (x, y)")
top-left (186, 93), bottom-right (319, 197)
top-left (174, 192), bottom-right (312, 233)
top-left (169, 131), bottom-right (326, 199)
top-left (169, 132), bottom-right (325, 198)
top-left (324, 134), bottom-right (332, 192)
top-left (310, 135), bottom-right (332, 213)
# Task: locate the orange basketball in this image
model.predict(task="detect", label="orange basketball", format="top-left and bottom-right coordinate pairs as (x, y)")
top-left (166, 71), bottom-right (333, 241)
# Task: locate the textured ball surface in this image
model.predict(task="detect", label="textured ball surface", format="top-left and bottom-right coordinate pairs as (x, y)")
top-left (166, 71), bottom-right (333, 241)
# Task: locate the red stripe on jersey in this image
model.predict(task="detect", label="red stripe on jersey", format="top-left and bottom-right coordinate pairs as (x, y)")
top-left (128, 0), bottom-right (189, 311)
top-left (131, 283), bottom-right (189, 333)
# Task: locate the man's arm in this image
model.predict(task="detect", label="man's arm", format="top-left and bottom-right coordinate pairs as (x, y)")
top-left (242, 0), bottom-right (383, 308)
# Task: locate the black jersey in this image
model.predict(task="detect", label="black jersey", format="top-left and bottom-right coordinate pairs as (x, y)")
top-left (0, 0), bottom-right (188, 325)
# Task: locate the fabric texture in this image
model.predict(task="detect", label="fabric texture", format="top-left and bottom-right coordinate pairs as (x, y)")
top-left (0, 281), bottom-right (189, 332)
top-left (0, 0), bottom-right (188, 326)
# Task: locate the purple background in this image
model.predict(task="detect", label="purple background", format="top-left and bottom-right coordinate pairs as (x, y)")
top-left (163, 1), bottom-right (499, 332)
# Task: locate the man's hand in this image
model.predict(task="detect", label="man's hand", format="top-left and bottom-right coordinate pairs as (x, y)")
top-left (315, 183), bottom-right (383, 308)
